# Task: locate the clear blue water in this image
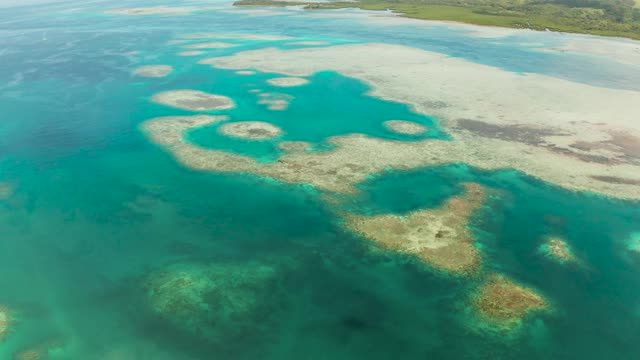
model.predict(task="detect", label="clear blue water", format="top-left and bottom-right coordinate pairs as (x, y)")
top-left (1, 0), bottom-right (640, 358)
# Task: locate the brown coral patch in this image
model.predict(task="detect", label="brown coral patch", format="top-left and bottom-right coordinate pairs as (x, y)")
top-left (472, 274), bottom-right (547, 329)
top-left (344, 183), bottom-right (485, 274)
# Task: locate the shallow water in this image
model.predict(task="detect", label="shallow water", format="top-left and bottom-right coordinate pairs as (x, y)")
top-left (1, 0), bottom-right (640, 359)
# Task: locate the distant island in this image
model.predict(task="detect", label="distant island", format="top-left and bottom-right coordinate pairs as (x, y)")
top-left (234, 0), bottom-right (640, 40)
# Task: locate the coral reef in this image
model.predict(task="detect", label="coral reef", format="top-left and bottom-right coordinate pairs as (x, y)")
top-left (0, 305), bottom-right (11, 342)
top-left (206, 44), bottom-right (640, 200)
top-left (141, 115), bottom-right (228, 147)
top-left (257, 92), bottom-right (293, 111)
top-left (266, 77), bottom-right (309, 87)
top-left (151, 90), bottom-right (235, 111)
top-left (472, 274), bottom-right (547, 330)
top-left (12, 337), bottom-right (65, 360)
top-left (627, 233), bottom-right (640, 255)
top-left (383, 120), bottom-right (428, 135)
top-left (218, 121), bottom-right (283, 140)
top-left (278, 141), bottom-right (311, 153)
top-left (143, 261), bottom-right (283, 342)
top-left (140, 114), bottom-right (640, 198)
top-left (133, 65), bottom-right (173, 78)
top-left (343, 183), bottom-right (485, 274)
top-left (0, 182), bottom-right (14, 201)
top-left (539, 236), bottom-right (577, 264)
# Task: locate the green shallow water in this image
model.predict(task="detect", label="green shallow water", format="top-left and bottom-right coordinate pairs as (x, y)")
top-left (1, 1), bottom-right (640, 359)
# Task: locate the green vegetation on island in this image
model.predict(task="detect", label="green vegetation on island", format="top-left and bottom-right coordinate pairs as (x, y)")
top-left (234, 0), bottom-right (640, 39)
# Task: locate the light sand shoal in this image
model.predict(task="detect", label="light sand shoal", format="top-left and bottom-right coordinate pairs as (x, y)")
top-left (267, 77), bottom-right (310, 87)
top-left (182, 42), bottom-right (236, 49)
top-left (179, 33), bottom-right (293, 41)
top-left (104, 7), bottom-right (196, 15)
top-left (278, 141), bottom-right (312, 152)
top-left (151, 90), bottom-right (235, 111)
top-left (178, 51), bottom-right (205, 57)
top-left (539, 35), bottom-right (640, 66)
top-left (384, 120), bottom-right (427, 135)
top-left (133, 65), bottom-right (173, 78)
top-left (218, 121), bottom-right (283, 140)
top-left (257, 92), bottom-right (294, 111)
top-left (284, 41), bottom-right (331, 46)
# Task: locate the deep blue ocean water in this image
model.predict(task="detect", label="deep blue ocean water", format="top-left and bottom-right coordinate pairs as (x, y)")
top-left (1, 0), bottom-right (640, 358)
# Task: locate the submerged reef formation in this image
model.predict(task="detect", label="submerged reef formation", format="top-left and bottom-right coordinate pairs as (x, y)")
top-left (182, 42), bottom-right (236, 49)
top-left (627, 233), bottom-right (640, 255)
top-left (0, 305), bottom-right (11, 342)
top-left (142, 115), bottom-right (228, 147)
top-left (266, 77), bottom-right (309, 87)
top-left (133, 65), bottom-right (173, 78)
top-left (257, 92), bottom-right (293, 111)
top-left (539, 236), bottom-right (578, 264)
top-left (344, 183), bottom-right (485, 274)
top-left (104, 7), bottom-right (195, 15)
top-left (383, 120), bottom-right (428, 135)
top-left (13, 338), bottom-right (66, 360)
top-left (205, 43), bottom-right (640, 200)
top-left (151, 90), bottom-right (235, 112)
top-left (178, 33), bottom-right (293, 41)
top-left (471, 274), bottom-right (548, 331)
top-left (143, 261), bottom-right (284, 343)
top-left (218, 121), bottom-right (283, 140)
top-left (278, 141), bottom-right (311, 153)
top-left (0, 182), bottom-right (14, 201)
top-left (236, 70), bottom-right (256, 75)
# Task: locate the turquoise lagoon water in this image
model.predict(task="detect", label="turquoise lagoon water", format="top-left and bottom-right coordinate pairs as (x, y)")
top-left (1, 0), bottom-right (640, 359)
